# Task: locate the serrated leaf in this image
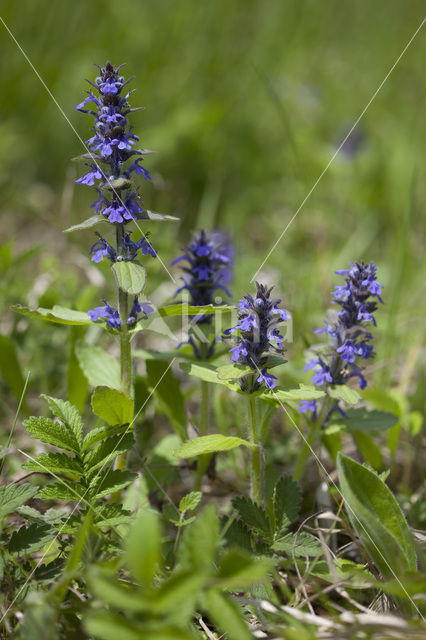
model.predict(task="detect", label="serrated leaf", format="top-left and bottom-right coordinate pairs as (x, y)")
top-left (82, 423), bottom-right (130, 450)
top-left (272, 532), bottom-right (322, 557)
top-left (91, 386), bottom-right (134, 426)
top-left (94, 504), bottom-right (133, 528)
top-left (216, 363), bottom-right (252, 380)
top-left (179, 505), bottom-right (218, 574)
top-left (9, 523), bottom-right (53, 556)
top-left (112, 261), bottom-right (146, 296)
top-left (23, 452), bottom-right (83, 480)
top-left (223, 517), bottom-right (253, 552)
top-left (179, 491), bottom-right (202, 513)
top-left (41, 395), bottom-right (83, 444)
top-left (0, 483), bottom-right (38, 519)
top-left (17, 505), bottom-right (65, 525)
top-left (92, 469), bottom-right (136, 499)
top-left (38, 482), bottom-right (85, 502)
top-left (64, 214), bottom-right (105, 233)
top-left (12, 304), bottom-right (92, 326)
top-left (334, 408), bottom-right (399, 432)
top-left (328, 385), bottom-right (360, 405)
top-left (273, 475), bottom-right (302, 533)
top-left (205, 589), bottom-right (251, 640)
top-left (23, 416), bottom-right (80, 453)
top-left (76, 342), bottom-right (121, 390)
top-left (175, 434), bottom-right (253, 458)
top-left (84, 433), bottom-right (134, 474)
top-left (126, 510), bottom-right (161, 586)
top-left (216, 549), bottom-right (272, 589)
top-left (337, 453), bottom-right (417, 576)
top-left (232, 496), bottom-right (271, 539)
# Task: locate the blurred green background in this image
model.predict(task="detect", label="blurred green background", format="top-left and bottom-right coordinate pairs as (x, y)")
top-left (0, 0), bottom-right (425, 413)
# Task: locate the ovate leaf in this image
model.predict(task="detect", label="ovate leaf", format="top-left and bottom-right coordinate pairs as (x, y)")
top-left (328, 385), bottom-right (360, 405)
top-left (272, 532), bottom-right (322, 557)
top-left (216, 363), bottom-right (252, 380)
top-left (112, 261), bottom-right (146, 296)
top-left (76, 342), bottom-right (121, 390)
top-left (337, 453), bottom-right (416, 576)
top-left (232, 497), bottom-right (271, 540)
top-left (179, 492), bottom-right (202, 513)
top-left (335, 408), bottom-right (398, 432)
top-left (175, 435), bottom-right (253, 458)
top-left (273, 475), bottom-right (302, 533)
top-left (91, 386), bottom-right (134, 426)
top-left (64, 214), bottom-right (105, 233)
top-left (12, 304), bottom-right (92, 326)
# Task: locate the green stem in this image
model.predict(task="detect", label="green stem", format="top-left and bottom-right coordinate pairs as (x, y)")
top-left (194, 379), bottom-right (210, 491)
top-left (293, 396), bottom-right (331, 482)
top-left (113, 224), bottom-right (133, 495)
top-left (248, 394), bottom-right (263, 506)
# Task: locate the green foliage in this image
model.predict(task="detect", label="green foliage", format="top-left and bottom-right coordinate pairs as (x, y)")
top-left (333, 408), bottom-right (399, 432)
top-left (12, 304), bottom-right (92, 326)
top-left (91, 386), bottom-right (134, 426)
top-left (76, 342), bottom-right (121, 390)
top-left (0, 333), bottom-right (28, 409)
top-left (175, 434), bottom-right (254, 458)
top-left (126, 511), bottom-right (161, 587)
top-left (337, 453), bottom-right (417, 577)
top-left (328, 385), bottom-right (361, 405)
top-left (111, 261), bottom-right (146, 296)
top-left (146, 359), bottom-right (186, 438)
top-left (0, 483), bottom-right (39, 521)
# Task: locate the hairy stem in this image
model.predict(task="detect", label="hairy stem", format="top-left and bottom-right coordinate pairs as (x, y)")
top-left (249, 394), bottom-right (263, 506)
top-left (194, 379), bottom-right (210, 491)
top-left (113, 224), bottom-right (133, 496)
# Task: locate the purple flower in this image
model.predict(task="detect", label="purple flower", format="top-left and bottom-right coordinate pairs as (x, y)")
top-left (257, 368), bottom-right (278, 390)
top-left (336, 339), bottom-right (357, 363)
top-left (89, 233), bottom-right (116, 263)
top-left (76, 164), bottom-right (103, 186)
top-left (88, 300), bottom-right (121, 330)
top-left (299, 400), bottom-right (317, 420)
top-left (311, 364), bottom-right (333, 386)
top-left (225, 282), bottom-right (289, 392)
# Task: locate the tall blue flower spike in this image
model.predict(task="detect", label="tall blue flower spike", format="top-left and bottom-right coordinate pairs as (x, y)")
top-left (172, 229), bottom-right (234, 357)
top-left (301, 261), bottom-right (384, 416)
top-left (75, 61), bottom-right (157, 329)
top-left (225, 282), bottom-right (289, 392)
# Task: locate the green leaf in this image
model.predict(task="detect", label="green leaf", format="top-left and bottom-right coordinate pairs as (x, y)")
top-left (63, 214), bottom-right (105, 233)
top-left (205, 589), bottom-right (251, 640)
top-left (76, 342), bottom-right (121, 390)
top-left (91, 386), bottom-right (134, 426)
top-left (216, 363), bottom-right (252, 380)
top-left (104, 176), bottom-right (132, 191)
top-left (9, 523), bottom-right (53, 556)
top-left (232, 496), bottom-right (271, 539)
top-left (352, 430), bottom-right (383, 469)
top-left (84, 433), bottom-right (134, 474)
top-left (157, 303), bottom-right (233, 318)
top-left (85, 610), bottom-right (149, 640)
top-left (175, 434), bottom-right (253, 458)
top-left (126, 510), bottom-right (161, 586)
top-left (179, 492), bottom-right (202, 513)
top-left (94, 504), bottom-right (133, 528)
top-left (112, 261), bottom-right (146, 296)
top-left (335, 408), bottom-right (399, 432)
top-left (0, 334), bottom-right (28, 410)
top-left (23, 416), bottom-right (80, 453)
top-left (179, 505), bottom-right (218, 574)
top-left (82, 423), bottom-right (130, 451)
top-left (137, 209), bottom-right (180, 222)
top-left (0, 483), bottom-right (38, 520)
top-left (150, 570), bottom-right (205, 614)
top-left (337, 453), bottom-right (417, 576)
top-left (273, 475), bottom-right (302, 533)
top-left (38, 482), bottom-right (84, 502)
top-left (260, 384), bottom-right (325, 402)
top-left (23, 453), bottom-right (83, 480)
top-left (133, 347), bottom-right (194, 362)
top-left (272, 532), bottom-right (322, 557)
top-left (179, 361), bottom-right (219, 384)
top-left (146, 360), bottom-right (186, 438)
top-left (68, 326), bottom-right (88, 413)
top-left (216, 549), bottom-right (272, 589)
top-left (11, 304), bottom-right (92, 326)
top-left (92, 469), bottom-right (137, 499)
top-left (328, 385), bottom-right (360, 405)
top-left (41, 395), bottom-right (84, 444)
